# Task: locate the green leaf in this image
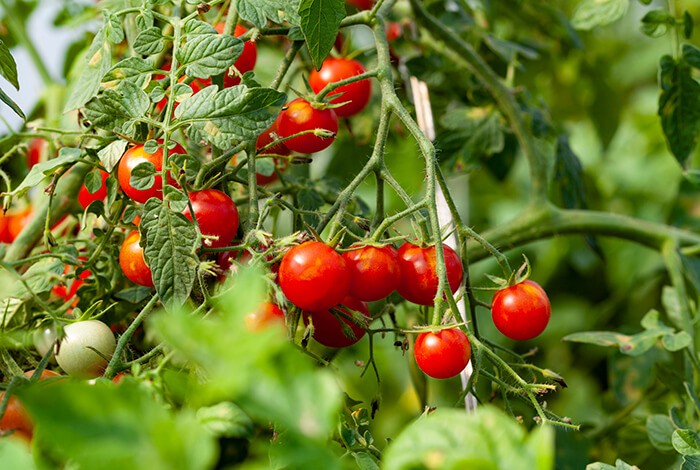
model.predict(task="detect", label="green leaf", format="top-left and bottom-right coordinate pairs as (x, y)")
top-left (98, 140), bottom-right (128, 173)
top-left (354, 452), bottom-right (380, 470)
top-left (103, 10), bottom-right (125, 43)
top-left (176, 21), bottom-right (242, 79)
top-left (662, 331), bottom-right (692, 351)
top-left (586, 460), bottom-right (640, 470)
top-left (84, 81), bottom-right (150, 136)
top-left (133, 27), bottom-right (166, 56)
top-left (640, 9), bottom-right (675, 37)
top-left (682, 455), bottom-right (700, 470)
top-left (196, 402), bottom-right (254, 439)
top-left (141, 199), bottom-right (199, 309)
top-left (0, 86), bottom-right (25, 120)
top-left (130, 161), bottom-right (156, 191)
top-left (235, 0), bottom-right (301, 28)
top-left (571, 0), bottom-right (629, 30)
top-left (11, 147), bottom-right (82, 197)
top-left (662, 285), bottom-right (692, 332)
top-left (175, 85), bottom-right (285, 149)
top-left (103, 57), bottom-right (155, 88)
top-left (647, 414), bottom-right (676, 452)
top-left (84, 169), bottom-right (104, 194)
top-left (17, 379), bottom-right (217, 470)
top-left (65, 25), bottom-right (112, 111)
top-left (383, 406), bottom-right (554, 470)
top-left (4, 258), bottom-right (64, 300)
top-left (658, 55), bottom-right (700, 167)
top-left (674, 430), bottom-right (700, 456)
top-left (0, 438), bottom-right (35, 469)
top-left (683, 44), bottom-right (700, 70)
top-left (114, 286), bottom-right (152, 303)
top-left (0, 38), bottom-right (19, 89)
top-left (298, 0), bottom-right (346, 70)
top-left (684, 11), bottom-right (694, 39)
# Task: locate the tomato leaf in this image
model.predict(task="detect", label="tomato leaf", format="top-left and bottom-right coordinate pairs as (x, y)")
top-left (175, 85), bottom-right (285, 149)
top-left (141, 199), bottom-right (199, 309)
top-left (11, 147), bottom-right (82, 197)
top-left (658, 55), bottom-right (700, 167)
top-left (196, 402), bottom-right (254, 439)
top-left (673, 429), bottom-right (700, 456)
top-left (176, 20), bottom-right (242, 79)
top-left (65, 23), bottom-right (112, 112)
top-left (586, 460), bottom-right (640, 470)
top-left (17, 380), bottom-right (217, 470)
top-left (129, 161), bottom-right (156, 191)
top-left (235, 0), bottom-right (301, 28)
top-left (298, 0), bottom-right (345, 70)
top-left (0, 439), bottom-right (35, 470)
top-left (133, 26), bottom-right (166, 56)
top-left (0, 38), bottom-right (19, 89)
top-left (98, 139), bottom-right (128, 173)
top-left (647, 414), bottom-right (676, 452)
top-left (571, 0), bottom-right (628, 31)
top-left (0, 86), bottom-right (25, 121)
top-left (84, 81), bottom-right (150, 137)
top-left (103, 57), bottom-right (155, 89)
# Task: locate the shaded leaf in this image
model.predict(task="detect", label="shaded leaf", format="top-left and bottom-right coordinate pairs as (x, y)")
top-left (235, 0), bottom-right (301, 28)
top-left (299, 0), bottom-right (345, 70)
top-left (65, 25), bottom-right (112, 111)
top-left (11, 147), bottom-right (82, 197)
top-left (84, 81), bottom-right (150, 136)
top-left (134, 27), bottom-right (165, 55)
top-left (0, 86), bottom-right (25, 120)
top-left (572, 0), bottom-right (629, 30)
top-left (674, 429), bottom-right (700, 456)
top-left (647, 414), bottom-right (676, 452)
top-left (0, 38), bottom-right (19, 89)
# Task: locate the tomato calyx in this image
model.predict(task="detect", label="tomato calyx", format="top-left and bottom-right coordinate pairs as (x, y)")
top-left (486, 255), bottom-right (531, 289)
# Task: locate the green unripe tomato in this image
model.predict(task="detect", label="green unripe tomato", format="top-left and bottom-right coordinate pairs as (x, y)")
top-left (33, 325), bottom-right (57, 359)
top-left (55, 320), bottom-right (116, 379)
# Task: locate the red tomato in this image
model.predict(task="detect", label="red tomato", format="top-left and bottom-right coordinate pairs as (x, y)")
top-left (491, 280), bottom-right (551, 341)
top-left (26, 138), bottom-right (45, 169)
top-left (276, 98), bottom-right (338, 154)
top-left (246, 302), bottom-right (285, 331)
top-left (183, 189), bottom-right (239, 249)
top-left (78, 169), bottom-right (109, 209)
top-left (154, 63), bottom-right (207, 113)
top-left (386, 22), bottom-right (403, 42)
top-left (346, 0), bottom-right (374, 10)
top-left (306, 296), bottom-right (370, 348)
top-left (414, 328), bottom-right (471, 379)
top-left (309, 57), bottom-right (372, 117)
top-left (2, 207), bottom-right (32, 243)
top-left (117, 141), bottom-right (184, 203)
top-left (0, 369), bottom-right (61, 441)
top-left (119, 230), bottom-right (153, 287)
top-left (255, 118), bottom-right (291, 185)
top-left (52, 262), bottom-right (91, 303)
top-left (342, 245), bottom-right (400, 302)
top-left (279, 241), bottom-right (350, 311)
top-left (215, 23), bottom-right (257, 86)
top-left (396, 242), bottom-right (463, 306)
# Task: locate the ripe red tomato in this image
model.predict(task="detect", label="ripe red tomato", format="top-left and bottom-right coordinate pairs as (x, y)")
top-left (279, 241), bottom-right (350, 311)
top-left (346, 0), bottom-right (373, 10)
top-left (183, 189), bottom-right (239, 249)
top-left (78, 169), bottom-right (109, 209)
top-left (246, 302), bottom-right (285, 331)
top-left (276, 98), bottom-right (338, 154)
top-left (414, 328), bottom-right (471, 379)
top-left (52, 262), bottom-right (91, 303)
top-left (117, 141), bottom-right (184, 203)
top-left (386, 22), bottom-right (403, 43)
top-left (0, 369), bottom-right (61, 441)
top-left (342, 244), bottom-right (400, 302)
top-left (26, 138), bottom-right (45, 169)
top-left (491, 280), bottom-right (551, 341)
top-left (119, 230), bottom-right (153, 287)
top-left (309, 57), bottom-right (372, 117)
top-left (0, 207), bottom-right (32, 243)
top-left (306, 296), bottom-right (370, 348)
top-left (255, 118), bottom-right (290, 185)
top-left (396, 242), bottom-right (463, 306)
top-left (215, 23), bottom-right (257, 86)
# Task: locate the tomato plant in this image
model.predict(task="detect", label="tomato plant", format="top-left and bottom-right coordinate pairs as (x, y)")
top-left (491, 280), bottom-right (551, 341)
top-left (342, 244), bottom-right (400, 302)
top-left (119, 230), bottom-right (153, 288)
top-left (0, 370), bottom-right (60, 441)
top-left (276, 98), bottom-right (338, 154)
top-left (306, 296), bottom-right (370, 348)
top-left (78, 169), bottom-right (109, 209)
top-left (396, 242), bottom-right (463, 306)
top-left (215, 23), bottom-right (257, 86)
top-left (413, 328), bottom-right (471, 379)
top-left (309, 57), bottom-right (372, 117)
top-left (55, 320), bottom-right (116, 379)
top-left (183, 189), bottom-right (239, 249)
top-left (117, 141), bottom-right (184, 203)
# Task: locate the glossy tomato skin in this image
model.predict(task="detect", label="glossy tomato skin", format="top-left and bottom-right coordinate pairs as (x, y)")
top-left (396, 242), bottom-right (463, 306)
top-left (78, 169), bottom-right (109, 209)
top-left (255, 118), bottom-right (290, 185)
top-left (26, 138), bottom-right (45, 169)
top-left (0, 207), bottom-right (31, 244)
top-left (491, 280), bottom-right (551, 341)
top-left (346, 0), bottom-right (373, 9)
top-left (117, 141), bottom-right (185, 203)
top-left (55, 320), bottom-right (117, 379)
top-left (279, 241), bottom-right (350, 311)
top-left (277, 98), bottom-right (338, 154)
top-left (414, 328), bottom-right (471, 379)
top-left (119, 230), bottom-right (154, 287)
top-left (307, 296), bottom-right (370, 348)
top-left (309, 58), bottom-right (372, 117)
top-left (183, 189), bottom-right (239, 249)
top-left (0, 370), bottom-right (60, 441)
top-left (215, 23), bottom-right (257, 86)
top-left (342, 245), bottom-right (400, 302)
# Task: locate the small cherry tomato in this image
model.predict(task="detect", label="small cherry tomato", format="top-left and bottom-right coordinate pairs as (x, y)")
top-left (346, 0), bottom-right (373, 10)
top-left (0, 370), bottom-right (61, 441)
top-left (414, 328), bottom-right (471, 379)
top-left (26, 138), bottom-right (45, 169)
top-left (183, 189), bottom-right (239, 249)
top-left (2, 207), bottom-right (32, 243)
top-left (215, 23), bottom-right (257, 86)
top-left (119, 230), bottom-right (154, 288)
top-left (386, 22), bottom-right (403, 43)
top-left (255, 118), bottom-right (290, 185)
top-left (78, 169), bottom-right (109, 209)
top-left (279, 241), bottom-right (350, 311)
top-left (396, 242), bottom-right (463, 306)
top-left (55, 320), bottom-right (117, 379)
top-left (342, 244), bottom-right (400, 302)
top-left (246, 302), bottom-right (285, 331)
top-left (306, 296), bottom-right (370, 348)
top-left (276, 98), bottom-right (338, 154)
top-left (309, 57), bottom-right (372, 117)
top-left (52, 262), bottom-right (91, 303)
top-left (117, 140), bottom-right (185, 203)
top-left (491, 280), bottom-right (551, 341)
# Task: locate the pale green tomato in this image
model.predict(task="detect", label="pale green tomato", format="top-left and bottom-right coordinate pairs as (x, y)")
top-left (55, 320), bottom-right (116, 379)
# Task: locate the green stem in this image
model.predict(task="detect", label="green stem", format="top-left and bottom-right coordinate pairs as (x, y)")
top-left (661, 240), bottom-right (697, 354)
top-left (271, 41), bottom-right (304, 90)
